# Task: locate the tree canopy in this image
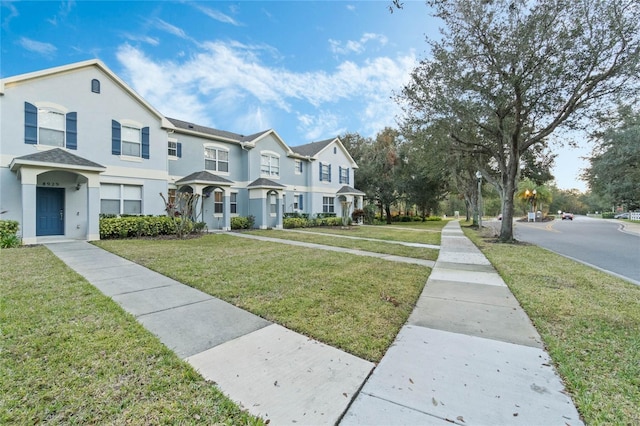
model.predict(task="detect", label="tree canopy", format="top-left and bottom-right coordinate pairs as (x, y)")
top-left (584, 108), bottom-right (640, 211)
top-left (398, 0), bottom-right (640, 241)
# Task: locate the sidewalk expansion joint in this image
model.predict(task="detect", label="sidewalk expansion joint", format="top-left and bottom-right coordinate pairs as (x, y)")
top-left (135, 297), bottom-right (215, 318)
top-left (358, 392), bottom-right (462, 425)
top-left (110, 283), bottom-right (175, 296)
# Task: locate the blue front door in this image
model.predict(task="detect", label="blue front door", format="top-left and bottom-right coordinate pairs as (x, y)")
top-left (36, 187), bottom-right (65, 236)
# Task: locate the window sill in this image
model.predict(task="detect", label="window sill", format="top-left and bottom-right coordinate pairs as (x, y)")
top-left (119, 155), bottom-right (143, 162)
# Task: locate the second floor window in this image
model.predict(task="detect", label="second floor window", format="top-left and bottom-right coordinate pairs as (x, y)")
top-left (339, 166), bottom-right (349, 184)
top-left (205, 147), bottom-right (229, 172)
top-left (320, 163), bottom-right (331, 182)
top-left (121, 126), bottom-right (141, 157)
top-left (39, 109), bottom-right (65, 147)
top-left (295, 160), bottom-right (303, 174)
top-left (24, 102), bottom-right (77, 149)
top-left (261, 154), bottom-right (280, 177)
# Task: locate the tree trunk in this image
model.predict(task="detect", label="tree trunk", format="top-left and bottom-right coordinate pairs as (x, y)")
top-left (385, 204), bottom-right (392, 224)
top-left (499, 159), bottom-right (519, 242)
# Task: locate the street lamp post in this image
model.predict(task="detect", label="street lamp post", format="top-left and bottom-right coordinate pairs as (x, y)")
top-left (476, 170), bottom-right (483, 229)
top-left (525, 189), bottom-right (537, 221)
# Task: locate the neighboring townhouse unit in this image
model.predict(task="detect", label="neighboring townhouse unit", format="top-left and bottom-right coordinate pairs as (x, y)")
top-left (0, 60), bottom-right (364, 243)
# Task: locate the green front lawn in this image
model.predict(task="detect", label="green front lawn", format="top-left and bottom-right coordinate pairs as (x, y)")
top-left (1, 246), bottom-right (262, 425)
top-left (294, 221), bottom-right (445, 244)
top-left (247, 229), bottom-right (440, 261)
top-left (95, 234), bottom-right (430, 362)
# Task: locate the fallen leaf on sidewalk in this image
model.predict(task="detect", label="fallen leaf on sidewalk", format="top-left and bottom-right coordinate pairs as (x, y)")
top-left (457, 416), bottom-right (465, 423)
top-left (432, 397), bottom-right (438, 406)
top-left (409, 378), bottom-right (414, 384)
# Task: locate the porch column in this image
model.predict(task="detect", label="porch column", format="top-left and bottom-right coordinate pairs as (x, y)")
top-left (86, 175), bottom-right (101, 240)
top-left (223, 189), bottom-right (231, 231)
top-left (21, 183), bottom-right (37, 245)
top-left (276, 192), bottom-right (283, 229)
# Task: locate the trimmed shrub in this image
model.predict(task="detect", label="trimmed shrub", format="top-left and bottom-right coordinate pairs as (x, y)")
top-left (231, 216), bottom-right (255, 230)
top-left (602, 212), bottom-right (616, 219)
top-left (283, 217), bottom-right (310, 229)
top-left (99, 216), bottom-right (175, 239)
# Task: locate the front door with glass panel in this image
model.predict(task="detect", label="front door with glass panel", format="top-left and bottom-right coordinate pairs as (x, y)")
top-left (36, 187), bottom-right (65, 236)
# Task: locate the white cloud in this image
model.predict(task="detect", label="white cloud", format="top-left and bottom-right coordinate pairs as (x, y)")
top-left (47, 0), bottom-right (75, 26)
top-left (122, 32), bottom-right (160, 46)
top-left (1, 2), bottom-right (19, 30)
top-left (154, 18), bottom-right (189, 40)
top-left (329, 33), bottom-right (388, 55)
top-left (193, 4), bottom-right (242, 26)
top-left (17, 37), bottom-right (57, 57)
top-left (115, 40), bottom-right (417, 141)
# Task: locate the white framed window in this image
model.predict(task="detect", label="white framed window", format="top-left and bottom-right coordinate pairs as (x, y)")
top-left (205, 146), bottom-right (229, 172)
top-left (100, 184), bottom-right (142, 215)
top-left (230, 192), bottom-right (238, 214)
top-left (261, 152), bottom-right (280, 177)
top-left (339, 166), bottom-right (349, 184)
top-left (320, 162), bottom-right (331, 182)
top-left (322, 196), bottom-right (334, 213)
top-left (168, 141), bottom-right (177, 157)
top-left (122, 125), bottom-right (141, 157)
top-left (270, 194), bottom-right (277, 215)
top-left (293, 194), bottom-right (304, 211)
top-left (295, 160), bottom-right (303, 174)
top-left (213, 191), bottom-right (224, 214)
top-left (38, 109), bottom-right (65, 147)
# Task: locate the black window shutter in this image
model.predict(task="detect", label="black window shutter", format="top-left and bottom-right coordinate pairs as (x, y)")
top-left (141, 127), bottom-right (150, 159)
top-left (177, 142), bottom-right (182, 158)
top-left (300, 194), bottom-right (303, 210)
top-left (319, 162), bottom-right (323, 181)
top-left (328, 164), bottom-right (332, 182)
top-left (25, 102), bottom-right (38, 144)
top-left (66, 112), bottom-right (77, 150)
top-left (111, 120), bottom-right (121, 155)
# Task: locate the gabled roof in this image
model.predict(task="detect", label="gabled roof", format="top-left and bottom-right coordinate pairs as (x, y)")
top-left (10, 148), bottom-right (106, 172)
top-left (247, 178), bottom-right (285, 189)
top-left (176, 170), bottom-right (234, 185)
top-left (290, 138), bottom-right (334, 157)
top-left (1, 59), bottom-right (173, 128)
top-left (167, 117), bottom-right (271, 144)
top-left (291, 137), bottom-right (358, 168)
top-left (337, 185), bottom-right (366, 196)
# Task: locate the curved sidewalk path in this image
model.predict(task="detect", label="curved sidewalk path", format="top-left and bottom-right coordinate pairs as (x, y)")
top-left (45, 221), bottom-right (583, 425)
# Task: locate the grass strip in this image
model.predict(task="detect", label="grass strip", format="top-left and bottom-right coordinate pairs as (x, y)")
top-left (0, 246), bottom-right (262, 425)
top-left (95, 234), bottom-right (430, 362)
top-left (246, 229), bottom-right (439, 261)
top-left (291, 222), bottom-right (444, 244)
top-left (464, 227), bottom-right (640, 425)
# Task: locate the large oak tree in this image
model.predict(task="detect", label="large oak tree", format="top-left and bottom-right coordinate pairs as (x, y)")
top-left (399, 0), bottom-right (639, 241)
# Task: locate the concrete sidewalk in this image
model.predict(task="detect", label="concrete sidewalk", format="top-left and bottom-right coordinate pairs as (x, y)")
top-left (45, 241), bottom-right (374, 425)
top-left (341, 221), bottom-right (583, 425)
top-left (45, 222), bottom-right (584, 425)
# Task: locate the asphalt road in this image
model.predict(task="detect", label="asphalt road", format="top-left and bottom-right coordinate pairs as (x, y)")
top-left (509, 216), bottom-right (640, 285)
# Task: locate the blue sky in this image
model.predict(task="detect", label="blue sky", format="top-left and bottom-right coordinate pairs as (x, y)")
top-left (1, 0), bottom-right (588, 190)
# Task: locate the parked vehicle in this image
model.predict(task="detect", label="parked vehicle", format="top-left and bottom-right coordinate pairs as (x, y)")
top-left (561, 212), bottom-right (574, 220)
top-left (614, 212), bottom-right (630, 219)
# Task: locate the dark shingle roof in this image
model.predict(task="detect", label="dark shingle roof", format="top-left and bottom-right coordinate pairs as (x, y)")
top-left (167, 117), bottom-right (270, 143)
top-left (247, 178), bottom-right (285, 188)
top-left (337, 185), bottom-right (366, 195)
top-left (12, 148), bottom-right (105, 169)
top-left (176, 171), bottom-right (234, 185)
top-left (290, 138), bottom-right (335, 157)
